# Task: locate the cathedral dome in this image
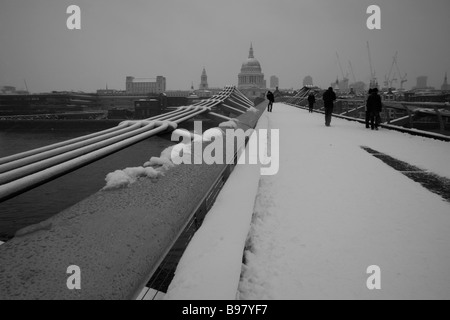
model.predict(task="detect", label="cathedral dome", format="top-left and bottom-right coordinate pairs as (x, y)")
top-left (240, 44), bottom-right (262, 73)
top-left (237, 43), bottom-right (266, 100)
top-left (241, 58), bottom-right (262, 73)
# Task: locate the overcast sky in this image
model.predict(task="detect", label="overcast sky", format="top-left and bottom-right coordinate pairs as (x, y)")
top-left (1, 0), bottom-right (449, 93)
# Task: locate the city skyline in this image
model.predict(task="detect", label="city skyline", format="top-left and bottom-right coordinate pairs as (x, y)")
top-left (1, 0), bottom-right (450, 93)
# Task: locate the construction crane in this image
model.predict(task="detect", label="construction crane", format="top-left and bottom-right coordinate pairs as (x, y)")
top-left (335, 52), bottom-right (349, 90)
top-left (348, 60), bottom-right (357, 84)
top-left (366, 41), bottom-right (378, 89)
top-left (384, 52), bottom-right (399, 89)
top-left (394, 52), bottom-right (407, 90)
top-left (23, 79), bottom-right (29, 93)
top-left (390, 74), bottom-right (398, 89)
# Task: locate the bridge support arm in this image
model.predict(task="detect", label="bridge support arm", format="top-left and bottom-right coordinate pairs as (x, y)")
top-left (405, 105), bottom-right (414, 129)
top-left (434, 107), bottom-right (445, 134)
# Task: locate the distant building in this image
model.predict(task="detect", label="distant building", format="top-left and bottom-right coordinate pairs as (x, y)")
top-left (403, 91), bottom-right (450, 103)
top-left (165, 90), bottom-right (192, 98)
top-left (330, 77), bottom-right (350, 93)
top-left (270, 76), bottom-right (279, 89)
top-left (199, 68), bottom-right (208, 90)
top-left (97, 91), bottom-right (150, 110)
top-left (441, 72), bottom-right (450, 91)
top-left (331, 77), bottom-right (340, 92)
top-left (96, 89), bottom-right (119, 95)
top-left (349, 81), bottom-right (367, 94)
top-left (238, 43), bottom-right (267, 101)
top-left (125, 76), bottom-right (166, 94)
top-left (413, 76), bottom-right (434, 90)
top-left (0, 93), bottom-right (97, 115)
top-left (416, 76), bottom-right (428, 89)
top-left (0, 86), bottom-right (17, 95)
top-left (196, 68), bottom-right (213, 98)
top-left (134, 98), bottom-right (165, 119)
top-left (273, 87), bottom-right (282, 100)
top-left (303, 76), bottom-right (313, 87)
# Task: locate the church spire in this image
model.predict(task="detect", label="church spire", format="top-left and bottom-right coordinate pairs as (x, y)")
top-left (249, 43), bottom-right (254, 59)
top-left (442, 72), bottom-right (450, 91)
top-left (200, 67), bottom-right (208, 90)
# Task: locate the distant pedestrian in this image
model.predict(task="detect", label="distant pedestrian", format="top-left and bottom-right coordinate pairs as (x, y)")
top-left (365, 88), bottom-right (373, 129)
top-left (322, 87), bottom-right (336, 126)
top-left (266, 90), bottom-right (275, 113)
top-left (367, 87), bottom-right (382, 130)
top-left (307, 93), bottom-right (316, 113)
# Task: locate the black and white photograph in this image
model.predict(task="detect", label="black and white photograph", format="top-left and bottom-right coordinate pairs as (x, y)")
top-left (1, 0), bottom-right (449, 304)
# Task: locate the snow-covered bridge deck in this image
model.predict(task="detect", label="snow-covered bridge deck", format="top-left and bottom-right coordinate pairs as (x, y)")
top-left (165, 102), bottom-right (450, 300)
top-left (1, 101), bottom-right (449, 300)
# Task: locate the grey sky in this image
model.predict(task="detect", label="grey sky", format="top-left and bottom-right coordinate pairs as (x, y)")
top-left (1, 0), bottom-right (449, 93)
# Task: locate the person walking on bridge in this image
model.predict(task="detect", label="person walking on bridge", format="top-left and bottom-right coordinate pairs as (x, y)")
top-left (365, 88), bottom-right (373, 128)
top-left (322, 87), bottom-right (336, 126)
top-left (308, 93), bottom-right (316, 113)
top-left (367, 87), bottom-right (382, 130)
top-left (266, 90), bottom-right (275, 113)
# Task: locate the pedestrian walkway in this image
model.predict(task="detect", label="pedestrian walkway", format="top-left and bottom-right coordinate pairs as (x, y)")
top-left (164, 102), bottom-right (450, 300)
top-left (237, 103), bottom-right (450, 299)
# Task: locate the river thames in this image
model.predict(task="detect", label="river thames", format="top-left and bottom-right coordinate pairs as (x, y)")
top-left (0, 121), bottom-right (173, 241)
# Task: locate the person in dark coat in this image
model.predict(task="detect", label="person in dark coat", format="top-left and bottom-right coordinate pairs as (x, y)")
top-left (322, 87), bottom-right (336, 126)
top-left (367, 87), bottom-right (383, 130)
top-left (307, 93), bottom-right (316, 113)
top-left (365, 88), bottom-right (373, 128)
top-left (266, 90), bottom-right (275, 112)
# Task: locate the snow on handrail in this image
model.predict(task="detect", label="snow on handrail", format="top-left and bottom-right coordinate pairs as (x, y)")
top-left (0, 86), bottom-right (254, 202)
top-left (0, 124), bottom-right (129, 166)
top-left (0, 121), bottom-right (176, 203)
top-left (0, 123), bottom-right (143, 175)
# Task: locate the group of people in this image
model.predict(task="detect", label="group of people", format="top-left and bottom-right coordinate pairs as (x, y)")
top-left (267, 87), bottom-right (382, 130)
top-left (266, 90), bottom-right (317, 114)
top-left (306, 87), bottom-right (337, 126)
top-left (310, 87), bottom-right (383, 130)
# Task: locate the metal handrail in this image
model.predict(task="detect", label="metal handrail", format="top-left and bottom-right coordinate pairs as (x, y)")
top-left (0, 123), bottom-right (129, 166)
top-left (0, 121), bottom-right (175, 202)
top-left (0, 86), bottom-right (255, 203)
top-left (0, 123), bottom-right (142, 174)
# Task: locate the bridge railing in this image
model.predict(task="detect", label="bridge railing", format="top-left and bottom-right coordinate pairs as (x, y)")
top-left (0, 86), bottom-right (265, 300)
top-left (0, 86), bottom-right (254, 203)
top-left (277, 87), bottom-right (450, 141)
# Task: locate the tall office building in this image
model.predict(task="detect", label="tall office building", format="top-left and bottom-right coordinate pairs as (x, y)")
top-left (415, 76), bottom-right (428, 89)
top-left (270, 76), bottom-right (279, 89)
